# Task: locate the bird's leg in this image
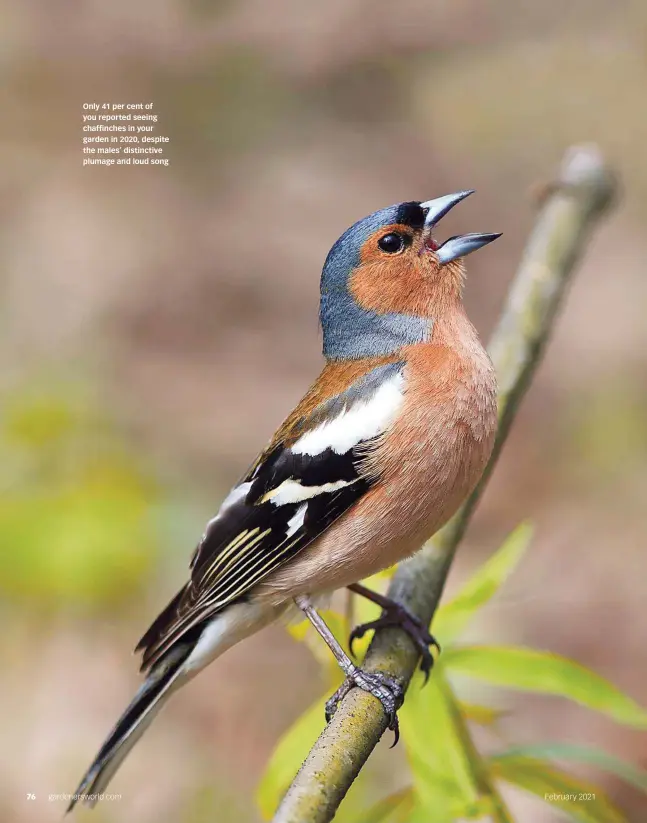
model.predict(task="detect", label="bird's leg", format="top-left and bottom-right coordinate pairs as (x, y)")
top-left (295, 595), bottom-right (403, 741)
top-left (347, 583), bottom-right (440, 682)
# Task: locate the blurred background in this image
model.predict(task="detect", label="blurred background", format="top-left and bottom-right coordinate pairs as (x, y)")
top-left (2, 1), bottom-right (646, 821)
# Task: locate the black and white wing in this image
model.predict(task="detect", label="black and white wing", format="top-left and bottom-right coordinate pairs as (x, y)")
top-left (136, 361), bottom-right (405, 669)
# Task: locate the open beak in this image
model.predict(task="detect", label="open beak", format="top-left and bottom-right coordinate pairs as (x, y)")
top-left (420, 191), bottom-right (501, 264)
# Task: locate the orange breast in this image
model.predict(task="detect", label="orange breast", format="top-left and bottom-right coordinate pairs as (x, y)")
top-left (255, 328), bottom-right (497, 603)
top-left (358, 339), bottom-right (497, 545)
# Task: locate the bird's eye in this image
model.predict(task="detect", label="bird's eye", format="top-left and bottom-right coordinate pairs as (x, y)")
top-left (378, 232), bottom-right (405, 253)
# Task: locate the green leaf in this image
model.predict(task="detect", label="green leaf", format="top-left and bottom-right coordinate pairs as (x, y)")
top-left (256, 698), bottom-right (325, 819)
top-left (286, 609), bottom-right (349, 685)
top-left (434, 522), bottom-right (533, 644)
top-left (400, 671), bottom-right (482, 819)
top-left (287, 608), bottom-right (348, 649)
top-left (442, 645), bottom-right (647, 728)
top-left (490, 755), bottom-right (627, 823)
top-left (340, 787), bottom-right (414, 823)
top-left (491, 744), bottom-right (647, 795)
top-left (458, 700), bottom-right (507, 727)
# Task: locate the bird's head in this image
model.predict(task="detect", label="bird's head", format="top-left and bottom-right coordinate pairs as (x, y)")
top-left (320, 191), bottom-right (500, 360)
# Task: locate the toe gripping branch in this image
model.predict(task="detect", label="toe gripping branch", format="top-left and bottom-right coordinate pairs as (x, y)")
top-left (347, 583), bottom-right (441, 683)
top-left (325, 669), bottom-right (404, 745)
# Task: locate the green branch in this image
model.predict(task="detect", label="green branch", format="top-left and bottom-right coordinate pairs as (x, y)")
top-left (273, 145), bottom-right (617, 823)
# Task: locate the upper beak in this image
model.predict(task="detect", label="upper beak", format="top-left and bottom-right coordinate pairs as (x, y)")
top-left (420, 191), bottom-right (501, 264)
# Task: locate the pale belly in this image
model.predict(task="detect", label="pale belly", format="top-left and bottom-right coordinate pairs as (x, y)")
top-left (254, 389), bottom-right (496, 607)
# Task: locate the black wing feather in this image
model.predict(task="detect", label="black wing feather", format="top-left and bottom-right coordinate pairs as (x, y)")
top-left (137, 362), bottom-right (404, 670)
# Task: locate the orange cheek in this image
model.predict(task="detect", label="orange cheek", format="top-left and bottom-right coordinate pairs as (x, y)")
top-left (349, 257), bottom-right (426, 315)
top-left (350, 224), bottom-right (430, 315)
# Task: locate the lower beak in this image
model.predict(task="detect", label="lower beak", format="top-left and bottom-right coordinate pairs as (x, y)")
top-left (420, 191), bottom-right (501, 264)
top-left (436, 232), bottom-right (502, 264)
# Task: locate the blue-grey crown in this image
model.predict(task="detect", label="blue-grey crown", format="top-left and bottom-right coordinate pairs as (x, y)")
top-left (319, 201), bottom-right (429, 361)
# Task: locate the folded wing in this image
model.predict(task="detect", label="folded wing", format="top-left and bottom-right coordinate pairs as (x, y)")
top-left (136, 361), bottom-right (405, 670)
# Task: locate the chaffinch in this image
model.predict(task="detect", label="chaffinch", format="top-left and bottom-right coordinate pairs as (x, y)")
top-left (69, 192), bottom-right (500, 809)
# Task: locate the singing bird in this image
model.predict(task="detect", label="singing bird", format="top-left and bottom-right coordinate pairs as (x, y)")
top-left (69, 192), bottom-right (500, 810)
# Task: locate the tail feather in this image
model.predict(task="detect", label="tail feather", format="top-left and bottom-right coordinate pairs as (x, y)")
top-left (67, 643), bottom-right (192, 813)
top-left (68, 601), bottom-right (274, 813)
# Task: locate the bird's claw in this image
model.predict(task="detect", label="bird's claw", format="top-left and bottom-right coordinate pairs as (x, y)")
top-left (325, 669), bottom-right (404, 745)
top-left (349, 605), bottom-right (440, 683)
